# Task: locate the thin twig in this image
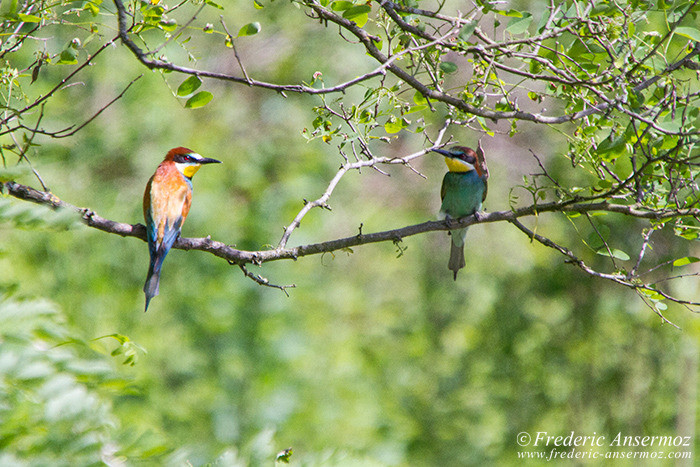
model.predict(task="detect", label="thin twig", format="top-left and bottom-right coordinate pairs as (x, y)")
top-left (237, 264), bottom-right (295, 296)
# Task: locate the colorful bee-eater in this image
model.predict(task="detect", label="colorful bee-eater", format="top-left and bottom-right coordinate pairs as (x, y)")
top-left (142, 147), bottom-right (221, 311)
top-left (432, 142), bottom-right (489, 280)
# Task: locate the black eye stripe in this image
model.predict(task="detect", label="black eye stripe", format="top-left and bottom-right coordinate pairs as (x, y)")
top-left (175, 154), bottom-right (198, 163)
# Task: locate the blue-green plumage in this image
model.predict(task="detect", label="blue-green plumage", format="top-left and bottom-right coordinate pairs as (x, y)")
top-left (433, 143), bottom-right (489, 279)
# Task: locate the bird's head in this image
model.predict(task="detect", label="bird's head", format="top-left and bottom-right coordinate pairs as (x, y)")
top-left (165, 147), bottom-right (222, 178)
top-left (431, 141), bottom-right (488, 178)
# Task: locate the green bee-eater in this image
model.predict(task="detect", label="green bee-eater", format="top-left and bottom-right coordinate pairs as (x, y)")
top-left (432, 142), bottom-right (489, 279)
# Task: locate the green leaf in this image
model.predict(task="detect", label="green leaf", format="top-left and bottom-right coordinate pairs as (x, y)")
top-left (331, 1), bottom-right (354, 11)
top-left (413, 91), bottom-right (427, 105)
top-left (384, 116), bottom-right (407, 134)
top-left (404, 104), bottom-right (427, 115)
top-left (527, 91), bottom-right (541, 102)
top-left (674, 27), bottom-right (700, 42)
top-left (458, 20), bottom-right (477, 41)
top-left (237, 22), bottom-right (261, 37)
top-left (596, 248), bottom-right (630, 261)
top-left (506, 13), bottom-right (532, 35)
top-left (495, 9), bottom-right (523, 17)
top-left (185, 91), bottom-right (213, 109)
top-left (439, 61), bottom-right (458, 74)
top-left (83, 1), bottom-right (100, 16)
top-left (57, 48), bottom-right (78, 65)
top-left (476, 116), bottom-right (494, 136)
top-left (177, 76), bottom-right (202, 97)
top-left (159, 18), bottom-right (177, 32)
top-left (17, 13), bottom-right (41, 22)
top-left (205, 0), bottom-right (225, 9)
top-left (673, 256), bottom-right (700, 267)
top-left (343, 5), bottom-right (371, 27)
top-left (253, 0), bottom-right (264, 8)
top-left (596, 133), bottom-right (626, 160)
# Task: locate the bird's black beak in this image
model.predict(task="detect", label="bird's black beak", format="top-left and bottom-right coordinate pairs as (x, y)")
top-left (431, 148), bottom-right (453, 158)
top-left (200, 157), bottom-right (222, 164)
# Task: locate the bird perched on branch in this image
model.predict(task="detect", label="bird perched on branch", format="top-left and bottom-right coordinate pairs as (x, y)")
top-left (432, 142), bottom-right (489, 280)
top-left (142, 147), bottom-right (221, 311)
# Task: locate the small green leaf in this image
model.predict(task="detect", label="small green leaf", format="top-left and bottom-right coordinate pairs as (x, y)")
top-left (253, 0), bottom-right (264, 8)
top-left (177, 76), bottom-right (202, 97)
top-left (476, 116), bottom-right (494, 136)
top-left (673, 256), bottom-right (700, 267)
top-left (413, 92), bottom-right (427, 105)
top-left (237, 22), bottom-right (261, 37)
top-left (83, 1), bottom-right (100, 16)
top-left (159, 18), bottom-right (177, 32)
top-left (404, 104), bottom-right (427, 115)
top-left (596, 248), bottom-right (630, 261)
top-left (675, 27), bottom-right (700, 43)
top-left (205, 0), bottom-right (225, 9)
top-left (343, 5), bottom-right (371, 27)
top-left (495, 9), bottom-right (523, 17)
top-left (185, 91), bottom-right (213, 109)
top-left (506, 13), bottom-right (532, 34)
top-left (439, 61), bottom-right (458, 74)
top-left (458, 20), bottom-right (477, 41)
top-left (17, 13), bottom-right (41, 22)
top-left (331, 1), bottom-right (354, 11)
top-left (640, 288), bottom-right (664, 300)
top-left (384, 116), bottom-right (407, 134)
top-left (57, 48), bottom-right (78, 65)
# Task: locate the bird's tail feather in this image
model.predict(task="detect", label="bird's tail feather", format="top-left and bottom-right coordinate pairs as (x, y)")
top-left (143, 255), bottom-right (164, 312)
top-left (448, 239), bottom-right (466, 280)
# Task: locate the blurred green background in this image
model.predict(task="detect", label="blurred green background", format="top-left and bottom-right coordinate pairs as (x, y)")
top-left (1, 0), bottom-right (698, 465)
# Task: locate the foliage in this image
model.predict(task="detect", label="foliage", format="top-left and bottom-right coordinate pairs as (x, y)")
top-left (0, 295), bottom-right (125, 464)
top-left (0, 0), bottom-right (698, 464)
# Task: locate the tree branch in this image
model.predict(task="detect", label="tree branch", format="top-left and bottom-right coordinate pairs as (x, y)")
top-left (4, 180), bottom-right (698, 265)
top-left (112, 0), bottom-right (393, 96)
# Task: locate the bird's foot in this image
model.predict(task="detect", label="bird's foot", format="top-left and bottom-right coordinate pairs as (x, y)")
top-left (473, 210), bottom-right (486, 222)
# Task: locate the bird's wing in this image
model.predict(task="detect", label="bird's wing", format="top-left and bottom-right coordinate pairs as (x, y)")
top-left (440, 173), bottom-right (448, 202)
top-left (143, 176), bottom-right (157, 254)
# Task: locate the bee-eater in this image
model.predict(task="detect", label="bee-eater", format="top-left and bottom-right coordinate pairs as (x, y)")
top-left (432, 142), bottom-right (489, 280)
top-left (142, 147), bottom-right (221, 311)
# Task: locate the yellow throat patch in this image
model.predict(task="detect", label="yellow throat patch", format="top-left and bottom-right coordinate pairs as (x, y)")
top-left (181, 164), bottom-right (202, 178)
top-left (444, 157), bottom-right (472, 173)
